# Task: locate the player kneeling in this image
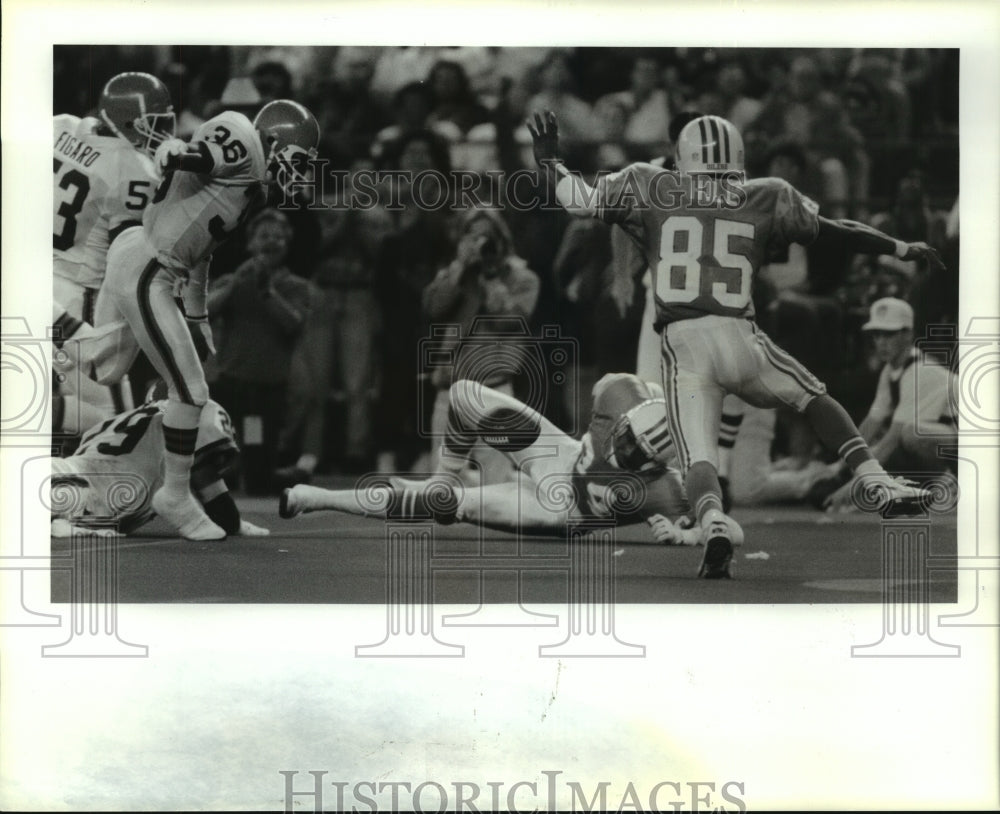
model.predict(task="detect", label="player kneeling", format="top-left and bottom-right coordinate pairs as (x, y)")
top-left (281, 374), bottom-right (743, 572)
top-left (51, 395), bottom-right (268, 539)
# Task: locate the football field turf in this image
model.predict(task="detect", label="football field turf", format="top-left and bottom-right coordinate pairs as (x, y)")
top-left (50, 479), bottom-right (958, 606)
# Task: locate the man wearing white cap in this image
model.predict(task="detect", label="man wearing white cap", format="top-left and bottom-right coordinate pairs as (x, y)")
top-left (823, 297), bottom-right (957, 510)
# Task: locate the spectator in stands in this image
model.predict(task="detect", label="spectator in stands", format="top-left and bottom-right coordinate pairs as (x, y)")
top-left (697, 60), bottom-right (763, 133)
top-left (276, 182), bottom-right (388, 484)
top-left (596, 55), bottom-right (673, 151)
top-left (426, 59), bottom-right (490, 136)
top-left (319, 47), bottom-right (386, 162)
top-left (525, 51), bottom-right (596, 147)
top-left (374, 130), bottom-right (456, 473)
top-left (422, 207), bottom-right (540, 481)
top-left (860, 170), bottom-right (952, 334)
top-left (747, 54), bottom-right (869, 218)
top-left (844, 49), bottom-right (912, 146)
top-left (373, 81), bottom-right (462, 160)
top-left (208, 210), bottom-right (313, 495)
top-left (251, 60), bottom-right (294, 104)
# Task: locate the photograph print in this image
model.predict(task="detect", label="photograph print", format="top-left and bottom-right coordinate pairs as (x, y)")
top-left (46, 42), bottom-right (963, 604)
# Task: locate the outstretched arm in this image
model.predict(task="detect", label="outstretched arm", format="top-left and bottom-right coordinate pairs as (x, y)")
top-left (154, 138), bottom-right (216, 175)
top-left (527, 110), bottom-right (597, 217)
top-left (817, 216), bottom-right (945, 272)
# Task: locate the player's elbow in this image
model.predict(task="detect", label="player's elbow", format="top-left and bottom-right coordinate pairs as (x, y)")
top-left (555, 176), bottom-right (597, 217)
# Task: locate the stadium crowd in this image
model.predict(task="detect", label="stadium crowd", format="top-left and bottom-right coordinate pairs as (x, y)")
top-left (54, 45), bottom-right (960, 502)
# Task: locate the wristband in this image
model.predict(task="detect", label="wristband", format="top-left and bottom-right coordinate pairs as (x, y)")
top-left (893, 240), bottom-right (909, 259)
top-left (187, 313), bottom-right (208, 322)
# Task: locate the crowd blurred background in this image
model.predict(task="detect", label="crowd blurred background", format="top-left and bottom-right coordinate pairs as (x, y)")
top-left (55, 45), bottom-right (960, 493)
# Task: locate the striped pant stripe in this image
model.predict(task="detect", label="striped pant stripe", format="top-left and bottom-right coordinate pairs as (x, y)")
top-left (751, 323), bottom-right (825, 397)
top-left (137, 258), bottom-right (194, 405)
top-left (660, 331), bottom-right (691, 472)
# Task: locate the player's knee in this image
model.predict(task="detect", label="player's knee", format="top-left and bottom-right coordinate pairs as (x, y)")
top-left (186, 378), bottom-right (210, 407)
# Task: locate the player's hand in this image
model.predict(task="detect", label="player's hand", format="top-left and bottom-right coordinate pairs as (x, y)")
top-left (823, 478), bottom-right (858, 513)
top-left (186, 317), bottom-right (216, 361)
top-left (238, 519), bottom-right (270, 536)
top-left (51, 518), bottom-right (121, 539)
top-left (609, 272), bottom-right (636, 319)
top-left (647, 513), bottom-right (698, 546)
top-left (154, 137), bottom-right (186, 175)
top-left (901, 241), bottom-right (945, 273)
top-left (526, 110), bottom-right (562, 168)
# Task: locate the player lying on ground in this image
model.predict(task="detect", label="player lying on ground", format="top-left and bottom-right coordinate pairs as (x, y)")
top-left (50, 396), bottom-right (268, 538)
top-left (281, 373), bottom-right (744, 559)
top-left (528, 110), bottom-right (938, 578)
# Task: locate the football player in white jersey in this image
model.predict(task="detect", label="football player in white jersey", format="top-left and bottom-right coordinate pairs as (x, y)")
top-left (280, 373), bottom-right (738, 552)
top-left (95, 99), bottom-right (320, 540)
top-left (53, 72), bottom-right (174, 433)
top-left (51, 396), bottom-right (268, 538)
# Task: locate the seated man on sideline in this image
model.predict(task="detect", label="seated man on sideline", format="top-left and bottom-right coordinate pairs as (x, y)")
top-left (820, 297), bottom-right (958, 511)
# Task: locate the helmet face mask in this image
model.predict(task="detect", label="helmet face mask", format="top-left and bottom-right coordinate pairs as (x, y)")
top-left (606, 398), bottom-right (672, 473)
top-left (99, 72), bottom-right (175, 157)
top-left (267, 142), bottom-right (318, 195)
top-left (675, 115), bottom-right (745, 175)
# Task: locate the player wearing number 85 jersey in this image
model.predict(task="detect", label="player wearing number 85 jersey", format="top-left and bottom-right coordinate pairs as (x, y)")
top-left (529, 110), bottom-right (944, 578)
top-left (95, 99), bottom-right (320, 541)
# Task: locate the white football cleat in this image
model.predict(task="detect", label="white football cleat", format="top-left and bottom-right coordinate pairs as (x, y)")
top-left (856, 472), bottom-right (929, 514)
top-left (697, 511), bottom-right (744, 579)
top-left (238, 519), bottom-right (270, 536)
top-left (279, 484), bottom-right (331, 519)
top-left (152, 488), bottom-right (226, 541)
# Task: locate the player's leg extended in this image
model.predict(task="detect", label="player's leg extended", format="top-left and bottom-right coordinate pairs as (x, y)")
top-left (661, 322), bottom-right (741, 578)
top-left (280, 477), bottom-right (570, 537)
top-left (455, 481), bottom-right (570, 535)
top-left (744, 322), bottom-right (926, 509)
top-left (440, 379), bottom-right (578, 478)
top-left (114, 252), bottom-right (224, 540)
top-left (716, 393), bottom-right (745, 510)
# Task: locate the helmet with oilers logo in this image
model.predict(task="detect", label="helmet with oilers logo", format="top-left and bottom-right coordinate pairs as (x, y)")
top-left (99, 72), bottom-right (175, 156)
top-left (675, 114), bottom-right (744, 174)
top-left (252, 99), bottom-right (320, 194)
top-left (606, 398), bottom-right (674, 473)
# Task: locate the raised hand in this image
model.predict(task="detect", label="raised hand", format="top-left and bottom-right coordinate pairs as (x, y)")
top-left (526, 110), bottom-right (562, 167)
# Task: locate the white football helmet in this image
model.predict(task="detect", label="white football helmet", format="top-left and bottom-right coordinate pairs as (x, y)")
top-left (675, 115), bottom-right (744, 174)
top-left (606, 398), bottom-right (673, 472)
